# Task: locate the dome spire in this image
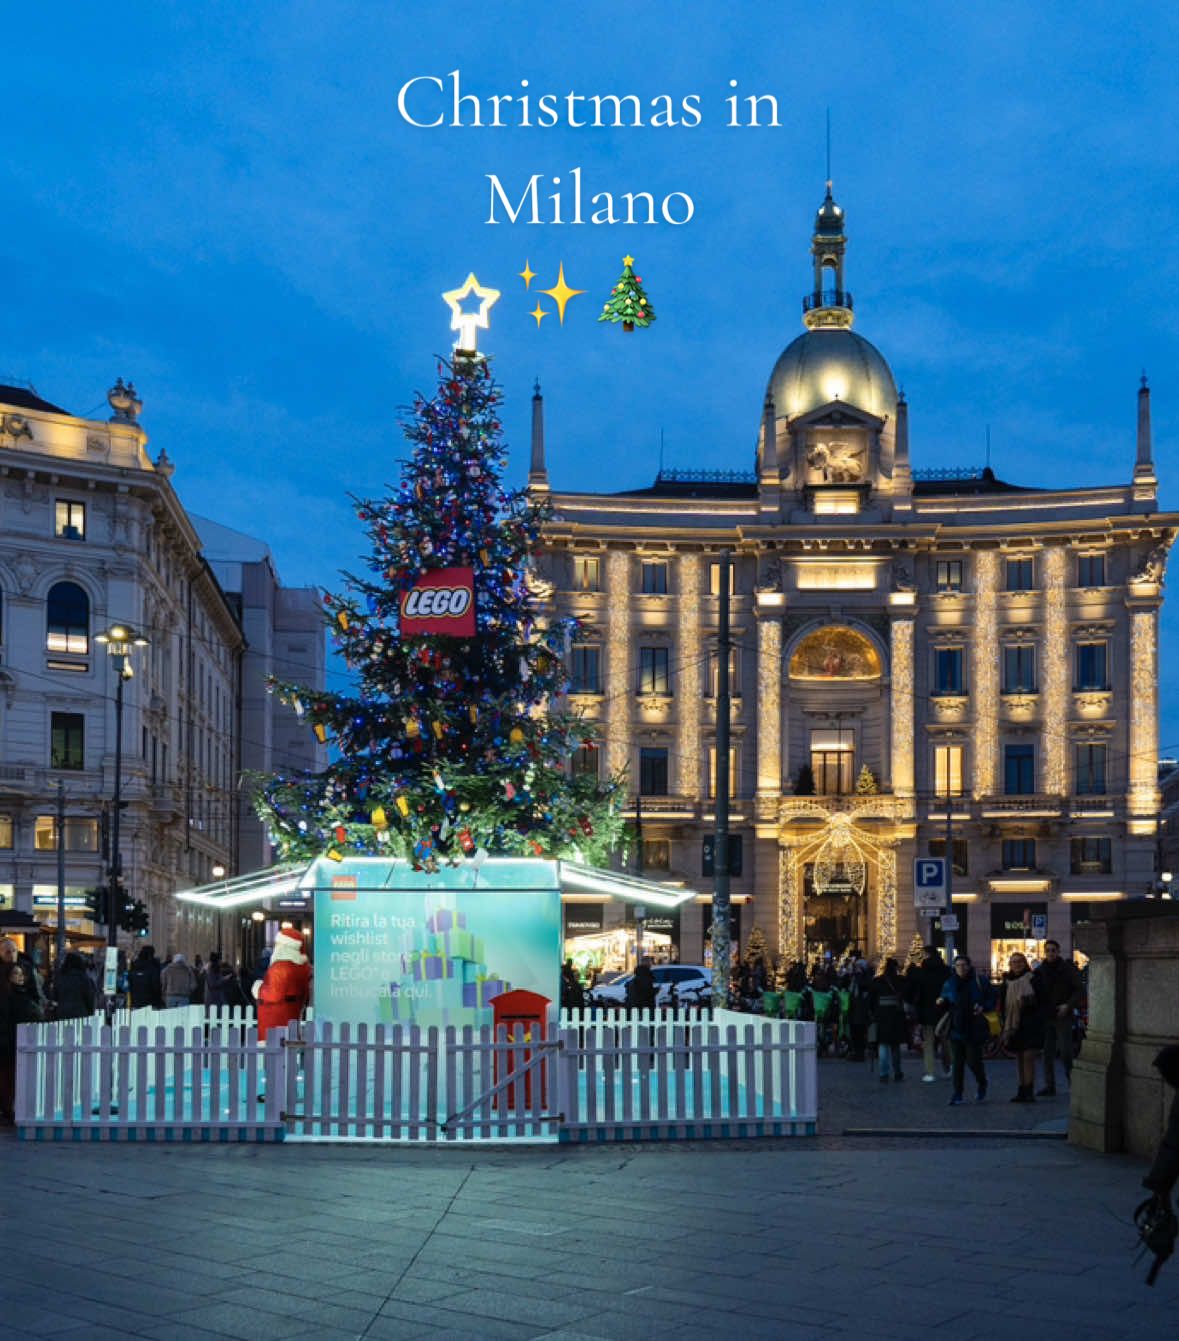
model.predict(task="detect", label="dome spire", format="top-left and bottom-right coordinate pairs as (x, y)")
top-left (803, 182), bottom-right (854, 331)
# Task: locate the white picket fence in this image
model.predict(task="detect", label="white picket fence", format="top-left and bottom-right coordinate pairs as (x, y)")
top-left (16, 1007), bottom-right (816, 1143)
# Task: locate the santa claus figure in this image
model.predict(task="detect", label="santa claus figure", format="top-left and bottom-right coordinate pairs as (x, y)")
top-left (254, 927), bottom-right (312, 1040)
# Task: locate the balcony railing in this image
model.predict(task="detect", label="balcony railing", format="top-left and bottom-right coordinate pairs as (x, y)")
top-left (803, 288), bottom-right (853, 312)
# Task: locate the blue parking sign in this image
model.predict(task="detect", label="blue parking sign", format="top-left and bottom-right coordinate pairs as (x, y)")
top-left (913, 857), bottom-right (947, 909)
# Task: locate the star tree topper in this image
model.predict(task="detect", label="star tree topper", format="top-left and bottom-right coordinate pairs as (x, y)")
top-left (442, 272), bottom-right (501, 356)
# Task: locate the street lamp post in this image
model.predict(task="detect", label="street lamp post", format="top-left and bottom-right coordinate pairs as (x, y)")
top-left (96, 623), bottom-right (148, 1013)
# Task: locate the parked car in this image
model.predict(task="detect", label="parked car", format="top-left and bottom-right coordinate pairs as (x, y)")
top-left (587, 964), bottom-right (712, 1008)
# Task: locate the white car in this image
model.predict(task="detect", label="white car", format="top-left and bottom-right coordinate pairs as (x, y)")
top-left (588, 964), bottom-right (712, 1008)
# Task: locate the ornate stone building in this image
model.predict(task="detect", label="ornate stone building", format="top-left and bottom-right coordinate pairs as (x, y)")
top-left (534, 185), bottom-right (1177, 973)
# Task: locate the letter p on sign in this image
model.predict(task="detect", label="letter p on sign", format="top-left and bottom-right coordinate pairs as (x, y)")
top-left (913, 857), bottom-right (947, 909)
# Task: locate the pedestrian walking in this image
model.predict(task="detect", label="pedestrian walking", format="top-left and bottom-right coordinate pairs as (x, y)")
top-left (160, 954), bottom-right (197, 1008)
top-left (128, 945), bottom-right (163, 1009)
top-left (906, 945), bottom-right (949, 1082)
top-left (999, 951), bottom-right (1046, 1102)
top-left (1034, 939), bottom-right (1082, 1096)
top-left (203, 953), bottom-right (237, 1008)
top-left (54, 951), bottom-right (96, 1021)
top-left (937, 955), bottom-right (993, 1105)
top-left (0, 941), bottom-right (40, 1125)
top-left (846, 957), bottom-right (872, 1062)
top-left (190, 955), bottom-right (207, 1004)
top-left (869, 957), bottom-right (907, 1082)
top-left (560, 959), bottom-right (585, 1010)
top-left (625, 961), bottom-right (657, 1011)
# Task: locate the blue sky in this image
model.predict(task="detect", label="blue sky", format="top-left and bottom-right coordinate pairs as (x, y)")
top-left (5, 3), bottom-right (1179, 740)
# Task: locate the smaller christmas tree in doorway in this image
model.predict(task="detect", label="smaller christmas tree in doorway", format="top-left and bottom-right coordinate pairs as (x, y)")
top-left (599, 255), bottom-right (656, 332)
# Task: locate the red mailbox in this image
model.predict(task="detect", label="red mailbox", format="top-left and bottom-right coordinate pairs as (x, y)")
top-left (489, 989), bottom-right (551, 1110)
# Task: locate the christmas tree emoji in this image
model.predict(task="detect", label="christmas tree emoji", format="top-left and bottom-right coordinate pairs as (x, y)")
top-left (598, 255), bottom-right (656, 332)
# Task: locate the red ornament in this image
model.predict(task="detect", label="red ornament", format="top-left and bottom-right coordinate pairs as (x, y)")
top-left (334, 825), bottom-right (347, 843)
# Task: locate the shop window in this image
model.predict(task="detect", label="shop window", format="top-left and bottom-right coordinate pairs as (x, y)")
top-left (1077, 554), bottom-right (1106, 587)
top-left (1071, 837), bottom-right (1112, 874)
top-left (702, 833), bottom-right (743, 877)
top-left (1074, 743), bottom-right (1107, 795)
top-left (1002, 838), bottom-right (1036, 869)
top-left (639, 747), bottom-right (669, 796)
top-left (640, 561), bottom-right (668, 594)
top-left (641, 839), bottom-right (671, 871)
top-left (46, 581), bottom-right (90, 656)
top-left (55, 499), bottom-right (86, 540)
top-left (1005, 557), bottom-right (1035, 591)
top-left (707, 647), bottom-right (740, 697)
top-left (1003, 645), bottom-right (1036, 693)
top-left (708, 561), bottom-right (736, 596)
top-left (1075, 642), bottom-right (1109, 691)
top-left (933, 744), bottom-right (965, 797)
top-left (707, 745), bottom-right (738, 798)
top-left (929, 838), bottom-right (968, 877)
top-left (50, 712), bottom-right (85, 770)
top-left (1004, 744), bottom-right (1035, 795)
top-left (34, 816), bottom-right (99, 852)
top-left (572, 556), bottom-right (601, 592)
top-left (0, 815), bottom-right (12, 849)
top-left (933, 647), bottom-right (965, 695)
top-left (569, 644), bottom-right (601, 694)
top-left (936, 560), bottom-right (963, 592)
top-left (638, 647), bottom-right (670, 695)
top-left (571, 744), bottom-right (599, 779)
top-left (810, 728), bottom-right (854, 795)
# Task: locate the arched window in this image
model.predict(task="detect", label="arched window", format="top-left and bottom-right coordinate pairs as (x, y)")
top-left (46, 582), bottom-right (89, 655)
top-left (788, 625), bottom-right (882, 680)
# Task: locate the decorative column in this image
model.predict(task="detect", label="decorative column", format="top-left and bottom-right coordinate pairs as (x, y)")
top-left (777, 846), bottom-right (803, 963)
top-left (606, 550), bottom-right (631, 778)
top-left (972, 550), bottom-right (1000, 796)
top-left (889, 614), bottom-right (915, 799)
top-left (675, 553), bottom-right (702, 796)
top-left (1129, 606), bottom-right (1160, 819)
top-left (756, 614), bottom-right (782, 794)
top-left (876, 843), bottom-right (898, 958)
top-left (1042, 546), bottom-right (1069, 795)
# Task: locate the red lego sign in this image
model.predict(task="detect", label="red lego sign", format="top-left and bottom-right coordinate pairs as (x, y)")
top-left (399, 567), bottom-right (476, 636)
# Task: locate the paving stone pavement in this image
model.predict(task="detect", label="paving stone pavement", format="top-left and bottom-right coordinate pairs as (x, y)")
top-left (3, 1055), bottom-right (1172, 1341)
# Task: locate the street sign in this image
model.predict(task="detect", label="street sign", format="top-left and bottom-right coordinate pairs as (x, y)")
top-left (634, 905), bottom-right (646, 921)
top-left (940, 913), bottom-right (960, 932)
top-left (1031, 913), bottom-right (1048, 938)
top-left (103, 946), bottom-right (119, 995)
top-left (913, 857), bottom-right (947, 909)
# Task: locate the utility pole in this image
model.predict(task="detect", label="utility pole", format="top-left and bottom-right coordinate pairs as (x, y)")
top-left (943, 780), bottom-right (956, 964)
top-left (711, 550), bottom-right (732, 1007)
top-left (55, 779), bottom-right (66, 973)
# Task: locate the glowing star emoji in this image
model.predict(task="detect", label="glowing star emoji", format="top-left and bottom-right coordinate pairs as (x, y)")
top-left (540, 262), bottom-right (585, 324)
top-left (529, 301), bottom-right (549, 328)
top-left (442, 272), bottom-right (501, 355)
top-left (518, 259), bottom-right (536, 289)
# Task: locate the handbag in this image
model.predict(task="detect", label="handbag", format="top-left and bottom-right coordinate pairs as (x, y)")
top-left (983, 1010), bottom-right (1001, 1038)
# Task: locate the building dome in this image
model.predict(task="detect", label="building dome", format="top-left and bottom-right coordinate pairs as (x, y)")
top-left (814, 183), bottom-right (844, 236)
top-left (767, 327), bottom-right (897, 423)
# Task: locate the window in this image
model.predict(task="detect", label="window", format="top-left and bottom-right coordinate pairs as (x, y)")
top-left (1005, 557), bottom-right (1034, 591)
top-left (641, 839), bottom-right (670, 871)
top-left (571, 744), bottom-right (599, 779)
top-left (46, 581), bottom-right (90, 655)
top-left (929, 838), bottom-right (968, 877)
top-left (569, 644), bottom-right (601, 694)
top-left (1071, 837), bottom-right (1112, 874)
top-left (1075, 743), bottom-right (1107, 795)
top-left (702, 834), bottom-right (743, 877)
top-left (1075, 642), bottom-right (1109, 691)
top-left (55, 500), bottom-right (86, 540)
top-left (639, 747), bottom-right (669, 796)
top-left (1002, 839), bottom-right (1037, 869)
top-left (933, 647), bottom-right (965, 695)
top-left (640, 561), bottom-right (668, 594)
top-left (50, 712), bottom-right (85, 770)
top-left (34, 816), bottom-right (99, 852)
top-left (708, 561), bottom-right (736, 596)
top-left (707, 647), bottom-right (740, 697)
top-left (1003, 645), bottom-right (1037, 693)
top-left (933, 744), bottom-right (965, 797)
top-left (0, 816), bottom-right (12, 849)
top-left (572, 556), bottom-right (601, 592)
top-left (1078, 554), bottom-right (1106, 587)
top-left (810, 729), bottom-right (854, 795)
top-left (936, 560), bottom-right (963, 592)
top-left (707, 745), bottom-right (738, 798)
top-left (638, 646), bottom-right (670, 695)
top-left (1004, 744), bottom-right (1035, 795)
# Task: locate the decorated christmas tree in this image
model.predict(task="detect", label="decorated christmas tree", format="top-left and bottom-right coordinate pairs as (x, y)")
top-left (257, 333), bottom-right (626, 869)
top-left (598, 255), bottom-right (656, 332)
top-left (741, 925), bottom-right (771, 973)
top-left (854, 764), bottom-right (878, 795)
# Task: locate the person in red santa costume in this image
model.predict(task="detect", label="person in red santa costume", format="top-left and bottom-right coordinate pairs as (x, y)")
top-left (253, 927), bottom-right (312, 1040)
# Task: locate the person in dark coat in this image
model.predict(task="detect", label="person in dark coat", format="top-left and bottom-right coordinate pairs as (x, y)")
top-left (560, 959), bottom-right (585, 1010)
top-left (625, 962), bottom-right (657, 1011)
top-left (1033, 939), bottom-right (1083, 1096)
top-left (128, 945), bottom-right (163, 1009)
top-left (203, 953), bottom-right (237, 1008)
top-left (54, 952), bottom-right (96, 1021)
top-left (937, 955), bottom-right (994, 1105)
top-left (1000, 951), bottom-right (1046, 1102)
top-left (0, 944), bottom-right (40, 1124)
top-left (906, 946), bottom-right (949, 1082)
top-left (846, 957), bottom-right (872, 1062)
top-left (869, 957), bottom-right (907, 1082)
top-left (1145, 1045), bottom-right (1179, 1199)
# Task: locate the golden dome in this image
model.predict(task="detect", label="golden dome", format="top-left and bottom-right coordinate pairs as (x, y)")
top-left (767, 327), bottom-right (897, 423)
